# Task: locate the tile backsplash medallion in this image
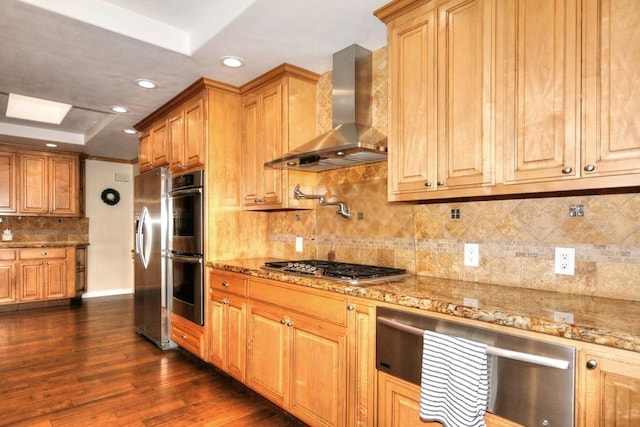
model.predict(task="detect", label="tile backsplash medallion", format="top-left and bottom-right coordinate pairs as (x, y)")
top-left (267, 46), bottom-right (640, 303)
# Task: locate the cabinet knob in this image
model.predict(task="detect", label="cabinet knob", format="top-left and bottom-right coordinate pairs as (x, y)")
top-left (425, 181), bottom-right (432, 188)
top-left (181, 334), bottom-right (187, 339)
top-left (41, 252), bottom-right (47, 256)
top-left (347, 304), bottom-right (356, 311)
top-left (586, 359), bottom-right (598, 370)
top-left (286, 322), bottom-right (294, 327)
top-left (437, 181), bottom-right (445, 187)
top-left (255, 198), bottom-right (264, 204)
top-left (221, 281), bottom-right (230, 287)
top-left (220, 298), bottom-right (229, 305)
top-left (280, 319), bottom-right (286, 325)
top-left (584, 164), bottom-right (596, 172)
top-left (561, 167), bottom-right (573, 174)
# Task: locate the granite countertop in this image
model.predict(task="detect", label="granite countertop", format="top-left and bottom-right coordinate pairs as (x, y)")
top-left (0, 242), bottom-right (89, 249)
top-left (207, 258), bottom-right (640, 354)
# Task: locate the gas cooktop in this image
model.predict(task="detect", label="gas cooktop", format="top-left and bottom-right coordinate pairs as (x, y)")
top-left (262, 260), bottom-right (409, 284)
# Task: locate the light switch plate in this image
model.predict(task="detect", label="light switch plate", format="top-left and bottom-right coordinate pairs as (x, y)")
top-left (295, 236), bottom-right (303, 253)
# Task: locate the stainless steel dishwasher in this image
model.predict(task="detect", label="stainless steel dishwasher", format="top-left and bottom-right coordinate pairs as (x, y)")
top-left (376, 307), bottom-right (575, 427)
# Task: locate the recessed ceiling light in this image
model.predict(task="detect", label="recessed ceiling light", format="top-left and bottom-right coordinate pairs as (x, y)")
top-left (111, 106), bottom-right (129, 113)
top-left (46, 143), bottom-right (57, 148)
top-left (220, 56), bottom-right (245, 68)
top-left (123, 129), bottom-right (137, 134)
top-left (135, 79), bottom-right (157, 89)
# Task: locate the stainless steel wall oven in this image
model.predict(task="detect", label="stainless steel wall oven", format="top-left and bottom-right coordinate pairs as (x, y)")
top-left (168, 170), bottom-right (204, 326)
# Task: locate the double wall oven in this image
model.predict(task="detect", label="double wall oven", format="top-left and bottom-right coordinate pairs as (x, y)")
top-left (168, 170), bottom-right (204, 326)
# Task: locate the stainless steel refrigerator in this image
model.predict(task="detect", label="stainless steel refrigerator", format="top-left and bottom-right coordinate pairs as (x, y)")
top-left (134, 168), bottom-right (174, 349)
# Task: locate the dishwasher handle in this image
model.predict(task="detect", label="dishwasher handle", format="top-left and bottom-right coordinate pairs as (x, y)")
top-left (377, 316), bottom-right (570, 370)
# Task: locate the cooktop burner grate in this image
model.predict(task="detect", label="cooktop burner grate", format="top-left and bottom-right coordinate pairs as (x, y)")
top-left (262, 260), bottom-right (408, 283)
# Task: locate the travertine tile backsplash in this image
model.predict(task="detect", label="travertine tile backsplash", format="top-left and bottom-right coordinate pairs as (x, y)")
top-left (0, 216), bottom-right (89, 243)
top-left (267, 45), bottom-right (640, 302)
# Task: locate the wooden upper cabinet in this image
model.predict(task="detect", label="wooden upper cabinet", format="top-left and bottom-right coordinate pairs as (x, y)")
top-left (378, 0), bottom-right (495, 201)
top-left (138, 131), bottom-right (152, 173)
top-left (170, 93), bottom-right (205, 172)
top-left (0, 151), bottom-right (17, 213)
top-left (240, 64), bottom-right (319, 211)
top-left (19, 153), bottom-right (79, 216)
top-left (582, 0), bottom-right (640, 177)
top-left (501, 0), bottom-right (580, 184)
top-left (49, 156), bottom-right (78, 215)
top-left (150, 119), bottom-right (169, 168)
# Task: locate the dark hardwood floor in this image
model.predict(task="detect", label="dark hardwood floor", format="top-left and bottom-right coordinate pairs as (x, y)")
top-left (0, 295), bottom-right (307, 426)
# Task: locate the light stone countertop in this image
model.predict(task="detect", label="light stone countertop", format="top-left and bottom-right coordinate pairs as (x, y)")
top-left (0, 242), bottom-right (89, 248)
top-left (208, 258), bottom-right (640, 353)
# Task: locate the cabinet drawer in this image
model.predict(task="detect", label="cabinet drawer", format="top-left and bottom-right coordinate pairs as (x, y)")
top-left (209, 269), bottom-right (247, 297)
top-left (19, 248), bottom-right (67, 260)
top-left (0, 250), bottom-right (16, 260)
top-left (170, 312), bottom-right (204, 357)
top-left (248, 278), bottom-right (347, 326)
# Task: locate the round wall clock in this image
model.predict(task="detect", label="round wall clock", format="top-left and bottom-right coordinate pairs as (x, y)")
top-left (101, 188), bottom-right (121, 206)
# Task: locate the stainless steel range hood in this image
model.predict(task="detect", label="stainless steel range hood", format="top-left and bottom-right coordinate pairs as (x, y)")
top-left (264, 44), bottom-right (387, 172)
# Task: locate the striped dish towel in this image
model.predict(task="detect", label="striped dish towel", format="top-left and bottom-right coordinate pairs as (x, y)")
top-left (420, 330), bottom-right (489, 427)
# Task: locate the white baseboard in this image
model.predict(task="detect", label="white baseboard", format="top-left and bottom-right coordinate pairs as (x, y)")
top-left (82, 289), bottom-right (133, 298)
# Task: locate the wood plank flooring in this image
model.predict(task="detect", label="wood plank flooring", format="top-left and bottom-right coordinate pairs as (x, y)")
top-left (0, 295), bottom-right (307, 426)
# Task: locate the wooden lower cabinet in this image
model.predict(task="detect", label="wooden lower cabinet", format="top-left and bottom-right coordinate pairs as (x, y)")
top-left (579, 347), bottom-right (640, 426)
top-left (0, 249), bottom-right (17, 303)
top-left (170, 312), bottom-right (205, 359)
top-left (16, 247), bottom-right (75, 302)
top-left (377, 371), bottom-right (522, 427)
top-left (347, 298), bottom-right (376, 427)
top-left (209, 290), bottom-right (246, 382)
top-left (246, 300), bottom-right (348, 426)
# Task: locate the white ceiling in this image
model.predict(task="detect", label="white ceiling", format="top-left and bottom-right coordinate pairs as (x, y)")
top-left (0, 0), bottom-right (389, 161)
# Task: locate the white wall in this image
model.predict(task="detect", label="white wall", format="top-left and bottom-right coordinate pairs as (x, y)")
top-left (84, 159), bottom-right (135, 297)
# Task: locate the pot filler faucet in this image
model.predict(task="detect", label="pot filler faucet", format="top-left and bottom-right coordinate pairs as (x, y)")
top-left (293, 184), bottom-right (351, 219)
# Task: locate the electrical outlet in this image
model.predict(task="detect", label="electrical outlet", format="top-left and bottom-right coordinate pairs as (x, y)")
top-left (464, 243), bottom-right (479, 267)
top-left (554, 311), bottom-right (574, 323)
top-left (554, 247), bottom-right (575, 275)
top-left (295, 236), bottom-right (303, 253)
top-left (463, 297), bottom-right (479, 308)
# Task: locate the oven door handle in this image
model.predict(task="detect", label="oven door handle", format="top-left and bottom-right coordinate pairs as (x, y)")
top-left (377, 316), bottom-right (570, 370)
top-left (169, 187), bottom-right (202, 198)
top-left (168, 252), bottom-right (203, 264)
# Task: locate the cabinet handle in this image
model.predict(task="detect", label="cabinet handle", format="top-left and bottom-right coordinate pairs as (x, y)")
top-left (41, 252), bottom-right (47, 256)
top-left (221, 281), bottom-right (230, 287)
top-left (280, 319), bottom-right (286, 324)
top-left (255, 198), bottom-right (264, 204)
top-left (586, 359), bottom-right (598, 370)
top-left (424, 181), bottom-right (432, 188)
top-left (561, 167), bottom-right (573, 174)
top-left (584, 164), bottom-right (596, 172)
top-left (220, 298), bottom-right (229, 305)
top-left (347, 304), bottom-right (356, 311)
top-left (181, 334), bottom-right (188, 339)
top-left (437, 181), bottom-right (445, 187)
top-left (286, 322), bottom-right (294, 327)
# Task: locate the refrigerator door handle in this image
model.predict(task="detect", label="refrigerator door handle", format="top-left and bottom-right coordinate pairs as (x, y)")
top-left (139, 206), bottom-right (152, 268)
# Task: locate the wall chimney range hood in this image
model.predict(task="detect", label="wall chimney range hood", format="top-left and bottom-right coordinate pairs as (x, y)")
top-left (264, 44), bottom-right (387, 172)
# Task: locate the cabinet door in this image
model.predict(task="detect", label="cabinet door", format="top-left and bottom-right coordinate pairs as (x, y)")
top-left (43, 259), bottom-right (67, 299)
top-left (581, 350), bottom-right (640, 426)
top-left (246, 302), bottom-right (288, 407)
top-left (502, 0), bottom-right (580, 184)
top-left (0, 261), bottom-right (16, 303)
top-left (582, 0), bottom-right (640, 177)
top-left (242, 94), bottom-right (262, 206)
top-left (436, 0), bottom-right (494, 190)
top-left (387, 1), bottom-right (438, 199)
top-left (183, 95), bottom-right (205, 169)
top-left (0, 151), bottom-right (17, 213)
top-left (20, 154), bottom-right (48, 214)
top-left (49, 156), bottom-right (78, 216)
top-left (261, 83), bottom-right (284, 206)
top-left (138, 131), bottom-right (153, 173)
top-left (226, 296), bottom-right (246, 382)
top-left (169, 111), bottom-right (185, 172)
top-left (151, 120), bottom-right (169, 167)
top-left (347, 299), bottom-right (376, 427)
top-left (289, 312), bottom-right (348, 427)
top-left (18, 261), bottom-right (42, 301)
